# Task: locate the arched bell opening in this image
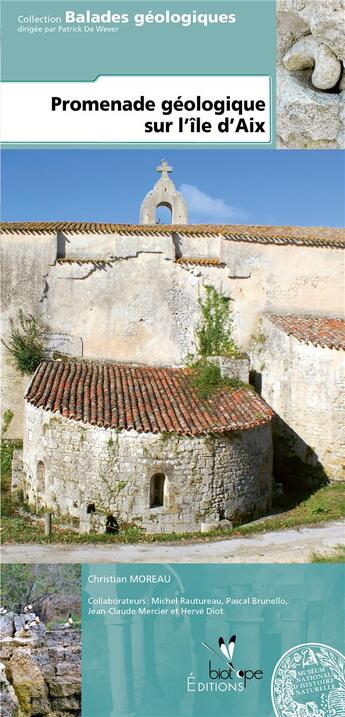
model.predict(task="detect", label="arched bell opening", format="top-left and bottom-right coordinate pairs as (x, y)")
top-left (155, 202), bottom-right (173, 225)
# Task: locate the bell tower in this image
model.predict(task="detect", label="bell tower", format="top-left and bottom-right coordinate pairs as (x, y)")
top-left (140, 161), bottom-right (188, 225)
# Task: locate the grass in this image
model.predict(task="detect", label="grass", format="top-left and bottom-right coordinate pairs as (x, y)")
top-left (1, 441), bottom-right (345, 545)
top-left (311, 546), bottom-right (345, 563)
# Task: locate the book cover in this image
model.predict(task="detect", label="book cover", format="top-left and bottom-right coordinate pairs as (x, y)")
top-left (1, 2), bottom-right (344, 716)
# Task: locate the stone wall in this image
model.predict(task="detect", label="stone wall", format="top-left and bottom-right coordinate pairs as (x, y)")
top-left (1, 232), bottom-right (56, 439)
top-left (250, 316), bottom-right (345, 482)
top-left (40, 239), bottom-right (345, 361)
top-left (43, 253), bottom-right (199, 366)
top-left (1, 229), bottom-right (344, 438)
top-left (44, 236), bottom-right (344, 364)
top-left (0, 612), bottom-right (81, 717)
top-left (22, 403), bottom-right (273, 534)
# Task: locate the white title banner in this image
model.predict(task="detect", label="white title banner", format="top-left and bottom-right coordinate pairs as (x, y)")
top-left (1, 75), bottom-right (271, 144)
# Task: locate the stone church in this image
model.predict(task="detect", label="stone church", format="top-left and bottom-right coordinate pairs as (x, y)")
top-left (1, 162), bottom-right (344, 534)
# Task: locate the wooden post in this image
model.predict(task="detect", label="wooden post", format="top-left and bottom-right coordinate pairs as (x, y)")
top-left (44, 512), bottom-right (52, 540)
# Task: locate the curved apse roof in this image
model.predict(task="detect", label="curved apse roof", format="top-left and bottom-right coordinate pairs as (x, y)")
top-left (25, 360), bottom-right (273, 436)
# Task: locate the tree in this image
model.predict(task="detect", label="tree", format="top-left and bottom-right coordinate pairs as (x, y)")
top-left (1, 564), bottom-right (81, 617)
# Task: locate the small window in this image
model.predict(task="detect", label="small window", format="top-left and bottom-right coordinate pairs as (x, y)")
top-left (150, 474), bottom-right (166, 508)
top-left (37, 461), bottom-right (45, 492)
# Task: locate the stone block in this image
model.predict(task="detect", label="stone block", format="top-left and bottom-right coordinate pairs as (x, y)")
top-left (48, 678), bottom-right (81, 697)
top-left (207, 355), bottom-right (250, 382)
top-left (200, 521), bottom-right (218, 533)
top-left (56, 661), bottom-right (81, 677)
top-left (51, 695), bottom-right (81, 711)
top-left (0, 613), bottom-right (16, 639)
top-left (46, 333), bottom-right (83, 358)
top-left (218, 519), bottom-right (233, 530)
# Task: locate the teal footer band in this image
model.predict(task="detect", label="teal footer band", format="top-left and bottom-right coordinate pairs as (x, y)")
top-left (81, 564), bottom-right (345, 717)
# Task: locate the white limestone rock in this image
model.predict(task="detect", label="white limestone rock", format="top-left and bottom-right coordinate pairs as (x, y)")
top-left (277, 0), bottom-right (345, 148)
top-left (283, 36), bottom-right (341, 90)
top-left (277, 68), bottom-right (343, 148)
top-left (298, 0), bottom-right (345, 63)
top-left (0, 614), bottom-right (15, 640)
top-left (278, 0), bottom-right (345, 62)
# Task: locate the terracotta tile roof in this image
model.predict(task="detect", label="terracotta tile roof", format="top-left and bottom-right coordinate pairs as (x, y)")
top-left (25, 360), bottom-right (273, 435)
top-left (56, 258), bottom-right (113, 266)
top-left (2, 222), bottom-right (344, 248)
top-left (267, 315), bottom-right (345, 350)
top-left (176, 257), bottom-right (224, 266)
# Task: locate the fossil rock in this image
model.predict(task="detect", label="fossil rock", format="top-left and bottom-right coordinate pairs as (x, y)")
top-left (297, 0), bottom-right (345, 63)
top-left (277, 0), bottom-right (345, 147)
top-left (283, 36), bottom-right (342, 89)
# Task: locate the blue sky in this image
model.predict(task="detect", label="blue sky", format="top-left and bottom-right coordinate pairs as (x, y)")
top-left (2, 149), bottom-right (344, 227)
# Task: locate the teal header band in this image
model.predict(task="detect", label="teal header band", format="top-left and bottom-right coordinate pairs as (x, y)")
top-left (82, 564), bottom-right (344, 717)
top-left (3, 1), bottom-right (276, 82)
top-left (1, 0), bottom-right (276, 147)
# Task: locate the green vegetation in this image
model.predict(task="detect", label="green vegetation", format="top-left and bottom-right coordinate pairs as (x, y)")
top-left (1, 439), bottom-right (23, 518)
top-left (311, 546), bottom-right (345, 563)
top-left (196, 285), bottom-right (241, 357)
top-left (186, 285), bottom-right (245, 398)
top-left (1, 439), bottom-right (21, 479)
top-left (231, 483), bottom-right (345, 535)
top-left (2, 409), bottom-right (14, 436)
top-left (2, 310), bottom-right (48, 374)
top-left (188, 358), bottom-right (246, 399)
top-left (1, 563), bottom-right (81, 620)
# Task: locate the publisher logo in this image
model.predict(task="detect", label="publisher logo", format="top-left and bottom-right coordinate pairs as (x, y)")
top-left (271, 643), bottom-right (345, 717)
top-left (186, 632), bottom-right (264, 694)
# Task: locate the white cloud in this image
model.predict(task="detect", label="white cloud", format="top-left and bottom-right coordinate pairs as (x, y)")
top-left (179, 183), bottom-right (247, 223)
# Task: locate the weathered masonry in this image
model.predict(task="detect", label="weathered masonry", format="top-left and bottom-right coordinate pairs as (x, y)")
top-left (22, 360), bottom-right (273, 534)
top-left (0, 611), bottom-right (81, 717)
top-left (251, 315), bottom-right (345, 482)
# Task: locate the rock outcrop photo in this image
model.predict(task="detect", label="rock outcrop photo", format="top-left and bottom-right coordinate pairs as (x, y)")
top-left (0, 564), bottom-right (81, 717)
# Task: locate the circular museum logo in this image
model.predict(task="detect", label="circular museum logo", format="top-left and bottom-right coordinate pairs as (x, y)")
top-left (271, 643), bottom-right (345, 717)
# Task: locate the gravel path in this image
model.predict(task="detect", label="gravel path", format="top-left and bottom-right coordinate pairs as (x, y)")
top-left (2, 520), bottom-right (344, 563)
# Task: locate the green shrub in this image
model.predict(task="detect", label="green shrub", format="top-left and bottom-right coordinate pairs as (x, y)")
top-left (2, 310), bottom-right (48, 374)
top-left (1, 439), bottom-right (22, 481)
top-left (1, 438), bottom-right (23, 517)
top-left (196, 285), bottom-right (241, 357)
top-left (188, 358), bottom-right (245, 399)
top-left (1, 409), bottom-right (13, 435)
